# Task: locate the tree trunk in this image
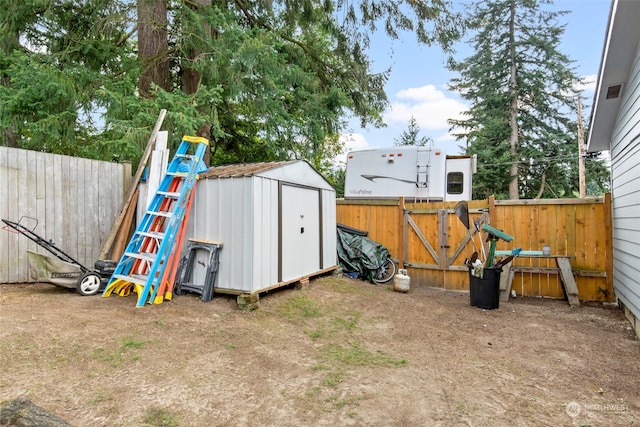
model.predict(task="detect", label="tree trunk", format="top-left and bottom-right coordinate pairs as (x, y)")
top-left (508, 0), bottom-right (519, 199)
top-left (137, 0), bottom-right (171, 97)
top-left (2, 127), bottom-right (18, 147)
top-left (0, 398), bottom-right (71, 427)
top-left (2, 25), bottom-right (21, 147)
top-left (180, 0), bottom-right (213, 164)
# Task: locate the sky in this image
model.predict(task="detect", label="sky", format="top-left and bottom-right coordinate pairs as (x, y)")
top-left (337, 0), bottom-right (612, 164)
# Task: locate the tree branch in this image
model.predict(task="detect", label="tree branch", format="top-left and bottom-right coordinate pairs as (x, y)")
top-left (534, 169), bottom-right (546, 199)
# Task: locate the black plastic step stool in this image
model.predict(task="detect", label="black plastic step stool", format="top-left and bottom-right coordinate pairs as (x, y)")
top-left (175, 238), bottom-right (223, 302)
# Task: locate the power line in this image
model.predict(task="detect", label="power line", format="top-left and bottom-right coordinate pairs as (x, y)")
top-left (478, 154), bottom-right (583, 167)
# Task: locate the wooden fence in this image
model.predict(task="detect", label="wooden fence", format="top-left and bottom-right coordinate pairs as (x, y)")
top-left (0, 147), bottom-right (131, 283)
top-left (337, 195), bottom-right (613, 302)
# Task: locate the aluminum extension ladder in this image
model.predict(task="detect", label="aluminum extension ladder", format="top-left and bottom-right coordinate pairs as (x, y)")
top-left (103, 135), bottom-right (209, 307)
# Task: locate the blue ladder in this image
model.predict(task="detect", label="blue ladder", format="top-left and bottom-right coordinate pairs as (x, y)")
top-left (103, 135), bottom-right (209, 307)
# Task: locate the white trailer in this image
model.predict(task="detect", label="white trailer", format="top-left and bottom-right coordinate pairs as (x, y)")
top-left (344, 146), bottom-right (476, 201)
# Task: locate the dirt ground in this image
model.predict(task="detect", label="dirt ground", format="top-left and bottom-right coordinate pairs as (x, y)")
top-left (1, 274), bottom-right (638, 427)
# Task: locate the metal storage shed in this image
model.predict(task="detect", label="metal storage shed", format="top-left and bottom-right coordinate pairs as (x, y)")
top-left (184, 160), bottom-right (337, 295)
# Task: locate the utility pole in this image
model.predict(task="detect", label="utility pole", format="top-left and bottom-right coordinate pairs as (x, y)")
top-left (508, 0), bottom-right (519, 200)
top-left (577, 97), bottom-right (586, 198)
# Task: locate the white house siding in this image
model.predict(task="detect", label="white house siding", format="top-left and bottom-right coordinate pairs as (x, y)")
top-left (610, 42), bottom-right (640, 328)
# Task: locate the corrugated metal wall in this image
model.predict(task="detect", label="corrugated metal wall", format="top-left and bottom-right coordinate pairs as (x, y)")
top-left (0, 147), bottom-right (130, 283)
top-left (610, 43), bottom-right (640, 323)
top-left (321, 187), bottom-right (337, 269)
top-left (189, 175), bottom-right (280, 293)
top-left (187, 165), bottom-right (337, 294)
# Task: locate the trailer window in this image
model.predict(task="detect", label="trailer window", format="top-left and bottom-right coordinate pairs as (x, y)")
top-left (447, 172), bottom-right (464, 194)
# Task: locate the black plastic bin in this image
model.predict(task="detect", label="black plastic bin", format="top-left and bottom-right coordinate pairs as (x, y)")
top-left (469, 267), bottom-right (502, 310)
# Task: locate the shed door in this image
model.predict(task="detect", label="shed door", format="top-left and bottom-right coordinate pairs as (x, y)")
top-left (280, 184), bottom-right (321, 282)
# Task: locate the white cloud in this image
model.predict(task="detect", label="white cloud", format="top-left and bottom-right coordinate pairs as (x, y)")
top-left (434, 131), bottom-right (456, 143)
top-left (335, 132), bottom-right (370, 166)
top-left (385, 84), bottom-right (468, 131)
top-left (396, 85), bottom-right (446, 102)
top-left (576, 74), bottom-right (597, 94)
top-left (340, 132), bottom-right (369, 152)
top-left (337, 84), bottom-right (470, 159)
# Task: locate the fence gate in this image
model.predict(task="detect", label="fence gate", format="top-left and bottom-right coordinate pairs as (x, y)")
top-left (336, 197), bottom-right (612, 301)
top-left (402, 203), bottom-right (490, 290)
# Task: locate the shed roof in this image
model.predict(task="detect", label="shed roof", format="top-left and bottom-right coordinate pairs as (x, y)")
top-left (199, 160), bottom-right (297, 178)
top-left (199, 159), bottom-right (335, 191)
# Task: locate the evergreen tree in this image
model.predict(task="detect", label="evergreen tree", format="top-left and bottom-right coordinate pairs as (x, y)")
top-left (1, 0), bottom-right (463, 178)
top-left (394, 116), bottom-right (433, 147)
top-left (0, 0), bottom-right (136, 157)
top-left (324, 166), bottom-right (346, 198)
top-left (447, 0), bottom-right (608, 199)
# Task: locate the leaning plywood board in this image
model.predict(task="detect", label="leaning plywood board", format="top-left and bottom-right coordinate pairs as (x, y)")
top-left (499, 261), bottom-right (514, 302)
top-left (557, 257), bottom-right (580, 306)
top-left (110, 189), bottom-right (139, 261)
top-left (98, 109), bottom-right (166, 260)
top-left (145, 130), bottom-right (169, 209)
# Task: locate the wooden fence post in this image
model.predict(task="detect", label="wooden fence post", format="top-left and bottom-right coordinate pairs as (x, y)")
top-left (488, 195), bottom-right (496, 225)
top-left (604, 192), bottom-right (613, 297)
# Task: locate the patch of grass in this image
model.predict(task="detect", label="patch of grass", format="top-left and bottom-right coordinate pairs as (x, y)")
top-left (90, 389), bottom-right (113, 404)
top-left (347, 410), bottom-right (359, 418)
top-left (323, 276), bottom-right (379, 295)
top-left (92, 337), bottom-right (147, 367)
top-left (456, 403), bottom-right (470, 417)
top-left (318, 342), bottom-right (407, 368)
top-left (273, 288), bottom-right (405, 412)
top-left (277, 295), bottom-right (324, 320)
top-left (307, 328), bottom-right (326, 340)
top-left (329, 311), bottom-right (361, 332)
top-left (321, 371), bottom-right (345, 387)
top-left (141, 407), bottom-right (179, 427)
top-left (312, 341), bottom-right (407, 390)
top-left (325, 279), bottom-right (364, 294)
top-left (224, 343), bottom-right (237, 350)
top-left (328, 395), bottom-right (361, 409)
top-left (306, 386), bottom-right (321, 397)
top-left (121, 337), bottom-right (146, 349)
top-left (92, 347), bottom-right (123, 366)
top-left (312, 362), bottom-right (330, 371)
top-left (42, 340), bottom-right (86, 368)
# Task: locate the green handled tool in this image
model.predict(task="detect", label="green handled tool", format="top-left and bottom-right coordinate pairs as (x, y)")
top-left (482, 224), bottom-right (514, 267)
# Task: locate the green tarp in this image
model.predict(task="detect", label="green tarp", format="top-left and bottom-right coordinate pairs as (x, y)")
top-left (336, 225), bottom-right (390, 283)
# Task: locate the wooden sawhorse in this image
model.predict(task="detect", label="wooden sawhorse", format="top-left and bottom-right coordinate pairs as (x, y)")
top-left (498, 254), bottom-right (580, 307)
